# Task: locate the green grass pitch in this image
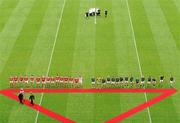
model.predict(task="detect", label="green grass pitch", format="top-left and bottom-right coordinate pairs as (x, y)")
top-left (0, 0), bottom-right (180, 123)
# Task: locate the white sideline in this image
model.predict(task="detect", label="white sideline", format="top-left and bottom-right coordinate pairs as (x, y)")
top-left (34, 0), bottom-right (66, 123)
top-left (125, 0), bottom-right (153, 123)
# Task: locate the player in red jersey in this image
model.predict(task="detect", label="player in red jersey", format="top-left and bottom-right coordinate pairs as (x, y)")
top-left (41, 75), bottom-right (46, 88)
top-left (59, 76), bottom-right (64, 88)
top-left (19, 75), bottom-right (24, 87)
top-left (46, 76), bottom-right (51, 88)
top-left (24, 75), bottom-right (29, 88)
top-left (30, 75), bottom-right (35, 88)
top-left (9, 76), bottom-right (14, 88)
top-left (69, 77), bottom-right (74, 88)
top-left (74, 77), bottom-right (79, 88)
top-left (55, 74), bottom-right (59, 87)
top-left (36, 76), bottom-right (41, 88)
top-left (64, 76), bottom-right (69, 88)
top-left (14, 76), bottom-right (18, 88)
top-left (50, 76), bottom-right (55, 88)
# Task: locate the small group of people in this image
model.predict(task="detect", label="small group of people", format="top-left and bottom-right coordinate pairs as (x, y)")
top-left (85, 8), bottom-right (108, 18)
top-left (18, 88), bottom-right (35, 106)
top-left (91, 75), bottom-right (175, 88)
top-left (9, 75), bottom-right (83, 88)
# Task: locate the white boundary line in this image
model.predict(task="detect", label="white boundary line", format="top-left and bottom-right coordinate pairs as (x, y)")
top-left (34, 0), bottom-right (66, 123)
top-left (125, 0), bottom-right (152, 123)
top-left (95, 14), bottom-right (97, 24)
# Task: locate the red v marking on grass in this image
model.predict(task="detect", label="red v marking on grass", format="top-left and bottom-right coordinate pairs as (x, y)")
top-left (0, 88), bottom-right (176, 123)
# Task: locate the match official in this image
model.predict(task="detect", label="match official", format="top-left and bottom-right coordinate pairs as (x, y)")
top-left (29, 93), bottom-right (35, 106)
top-left (18, 92), bottom-right (24, 104)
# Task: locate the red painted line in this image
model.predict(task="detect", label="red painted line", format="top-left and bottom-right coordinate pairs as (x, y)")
top-left (105, 89), bottom-right (176, 123)
top-left (1, 90), bottom-right (75, 123)
top-left (0, 88), bottom-right (176, 123)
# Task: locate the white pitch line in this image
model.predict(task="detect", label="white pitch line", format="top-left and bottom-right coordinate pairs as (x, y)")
top-left (95, 14), bottom-right (97, 24)
top-left (34, 0), bottom-right (66, 123)
top-left (125, 0), bottom-right (152, 123)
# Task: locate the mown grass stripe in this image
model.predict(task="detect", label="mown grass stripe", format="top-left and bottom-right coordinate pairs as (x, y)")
top-left (158, 0), bottom-right (180, 51)
top-left (142, 0), bottom-right (180, 122)
top-left (128, 0), bottom-right (163, 76)
top-left (0, 0), bottom-right (49, 123)
top-left (65, 0), bottom-right (95, 122)
top-left (0, 0), bottom-right (19, 32)
top-left (0, 0), bottom-right (35, 89)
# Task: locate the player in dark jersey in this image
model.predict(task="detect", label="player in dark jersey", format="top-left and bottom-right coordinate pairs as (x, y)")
top-left (115, 77), bottom-right (120, 88)
top-left (120, 77), bottom-right (123, 87)
top-left (141, 76), bottom-right (145, 88)
top-left (97, 9), bottom-right (101, 16)
top-left (91, 77), bottom-right (96, 88)
top-left (136, 78), bottom-right (140, 88)
top-left (147, 76), bottom-right (152, 87)
top-left (152, 78), bottom-right (156, 87)
top-left (111, 77), bottom-right (116, 88)
top-left (107, 76), bottom-right (111, 87)
top-left (124, 77), bottom-right (129, 87)
top-left (170, 76), bottom-right (174, 87)
top-left (101, 78), bottom-right (106, 88)
top-left (159, 75), bottom-right (164, 87)
top-left (105, 10), bottom-right (108, 17)
top-left (129, 76), bottom-right (134, 87)
top-left (85, 12), bottom-right (89, 18)
top-left (96, 77), bottom-right (102, 88)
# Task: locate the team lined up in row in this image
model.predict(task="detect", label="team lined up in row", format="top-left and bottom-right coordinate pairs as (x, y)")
top-left (9, 75), bottom-right (175, 88)
top-left (91, 76), bottom-right (175, 88)
top-left (9, 75), bottom-right (83, 88)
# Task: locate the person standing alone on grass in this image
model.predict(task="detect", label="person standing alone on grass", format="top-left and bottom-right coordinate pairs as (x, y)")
top-left (29, 93), bottom-right (35, 106)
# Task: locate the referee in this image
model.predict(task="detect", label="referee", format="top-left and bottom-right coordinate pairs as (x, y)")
top-left (29, 93), bottom-right (35, 106)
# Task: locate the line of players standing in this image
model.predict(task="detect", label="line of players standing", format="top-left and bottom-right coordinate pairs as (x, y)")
top-left (9, 75), bottom-right (83, 88)
top-left (91, 76), bottom-right (175, 88)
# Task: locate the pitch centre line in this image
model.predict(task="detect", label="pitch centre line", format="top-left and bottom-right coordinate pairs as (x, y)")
top-left (34, 0), bottom-right (66, 123)
top-left (125, 0), bottom-right (153, 123)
